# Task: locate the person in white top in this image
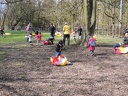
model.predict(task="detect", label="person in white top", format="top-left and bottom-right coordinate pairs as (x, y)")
top-left (28, 33), bottom-right (33, 45)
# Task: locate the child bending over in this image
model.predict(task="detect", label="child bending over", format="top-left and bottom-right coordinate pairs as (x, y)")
top-left (55, 40), bottom-right (63, 57)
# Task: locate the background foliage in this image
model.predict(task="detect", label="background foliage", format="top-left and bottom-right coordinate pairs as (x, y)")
top-left (0, 0), bottom-right (128, 37)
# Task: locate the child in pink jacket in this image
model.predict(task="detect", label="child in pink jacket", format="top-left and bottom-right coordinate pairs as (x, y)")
top-left (36, 32), bottom-right (42, 45)
top-left (88, 36), bottom-right (96, 56)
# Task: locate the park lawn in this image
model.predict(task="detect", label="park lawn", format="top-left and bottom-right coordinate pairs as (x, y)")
top-left (0, 30), bottom-right (50, 45)
top-left (0, 30), bottom-right (124, 46)
top-left (96, 35), bottom-right (123, 46)
top-left (0, 30), bottom-right (26, 45)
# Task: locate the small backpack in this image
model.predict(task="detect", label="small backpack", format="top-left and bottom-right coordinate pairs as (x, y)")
top-left (90, 40), bottom-right (96, 46)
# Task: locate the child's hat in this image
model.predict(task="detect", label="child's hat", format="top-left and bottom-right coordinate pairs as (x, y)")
top-left (59, 40), bottom-right (63, 44)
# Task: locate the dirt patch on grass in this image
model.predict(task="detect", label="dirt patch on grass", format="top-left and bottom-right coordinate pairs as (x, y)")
top-left (0, 43), bottom-right (128, 96)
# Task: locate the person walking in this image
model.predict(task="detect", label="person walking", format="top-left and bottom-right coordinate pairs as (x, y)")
top-left (88, 36), bottom-right (97, 56)
top-left (77, 26), bottom-right (83, 39)
top-left (26, 23), bottom-right (32, 35)
top-left (63, 22), bottom-right (71, 46)
top-left (50, 23), bottom-right (56, 39)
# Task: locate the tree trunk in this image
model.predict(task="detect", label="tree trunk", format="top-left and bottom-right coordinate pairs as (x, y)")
top-left (82, 0), bottom-right (96, 46)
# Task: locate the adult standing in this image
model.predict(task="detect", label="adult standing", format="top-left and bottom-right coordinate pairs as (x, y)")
top-left (125, 28), bottom-right (128, 34)
top-left (26, 23), bottom-right (32, 42)
top-left (63, 22), bottom-right (71, 46)
top-left (124, 33), bottom-right (128, 47)
top-left (50, 23), bottom-right (56, 39)
top-left (77, 26), bottom-right (83, 39)
top-left (26, 23), bottom-right (32, 35)
top-left (0, 27), bottom-right (4, 36)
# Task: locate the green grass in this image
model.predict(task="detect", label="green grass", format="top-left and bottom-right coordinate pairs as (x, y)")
top-left (0, 30), bottom-right (50, 45)
top-left (96, 35), bottom-right (123, 46)
top-left (0, 30), bottom-right (124, 46)
top-left (0, 30), bottom-right (26, 45)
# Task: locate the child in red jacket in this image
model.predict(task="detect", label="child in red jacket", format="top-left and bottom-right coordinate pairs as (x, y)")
top-left (36, 32), bottom-right (42, 45)
top-left (88, 36), bottom-right (96, 56)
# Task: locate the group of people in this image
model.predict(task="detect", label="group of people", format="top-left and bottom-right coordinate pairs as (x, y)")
top-left (51, 22), bottom-right (84, 57)
top-left (114, 30), bottom-right (128, 48)
top-left (72, 26), bottom-right (83, 39)
top-left (25, 22), bottom-right (96, 57)
top-left (55, 35), bottom-right (97, 57)
top-left (55, 22), bottom-right (97, 57)
top-left (26, 23), bottom-right (42, 46)
top-left (49, 22), bottom-right (83, 46)
top-left (113, 30), bottom-right (128, 54)
top-left (49, 22), bottom-right (71, 46)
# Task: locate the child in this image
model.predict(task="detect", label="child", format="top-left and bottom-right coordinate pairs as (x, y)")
top-left (35, 31), bottom-right (39, 36)
top-left (123, 33), bottom-right (128, 47)
top-left (55, 40), bottom-right (63, 57)
top-left (36, 32), bottom-right (42, 45)
top-left (48, 36), bottom-right (54, 44)
top-left (113, 43), bottom-right (122, 54)
top-left (26, 23), bottom-right (32, 35)
top-left (88, 36), bottom-right (96, 56)
top-left (113, 43), bottom-right (121, 49)
top-left (28, 33), bottom-right (33, 46)
top-left (72, 29), bottom-right (76, 39)
top-left (43, 37), bottom-right (54, 45)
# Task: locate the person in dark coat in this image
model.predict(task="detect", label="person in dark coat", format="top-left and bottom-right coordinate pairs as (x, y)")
top-left (0, 28), bottom-right (4, 36)
top-left (55, 40), bottom-right (63, 57)
top-left (50, 23), bottom-right (56, 39)
top-left (124, 33), bottom-right (128, 47)
top-left (77, 26), bottom-right (83, 39)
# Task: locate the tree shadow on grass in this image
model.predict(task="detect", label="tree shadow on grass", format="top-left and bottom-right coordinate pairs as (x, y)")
top-left (96, 53), bottom-right (108, 56)
top-left (96, 44), bottom-right (114, 47)
top-left (0, 77), bottom-right (29, 82)
top-left (71, 60), bottom-right (86, 63)
top-left (0, 84), bottom-right (23, 96)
